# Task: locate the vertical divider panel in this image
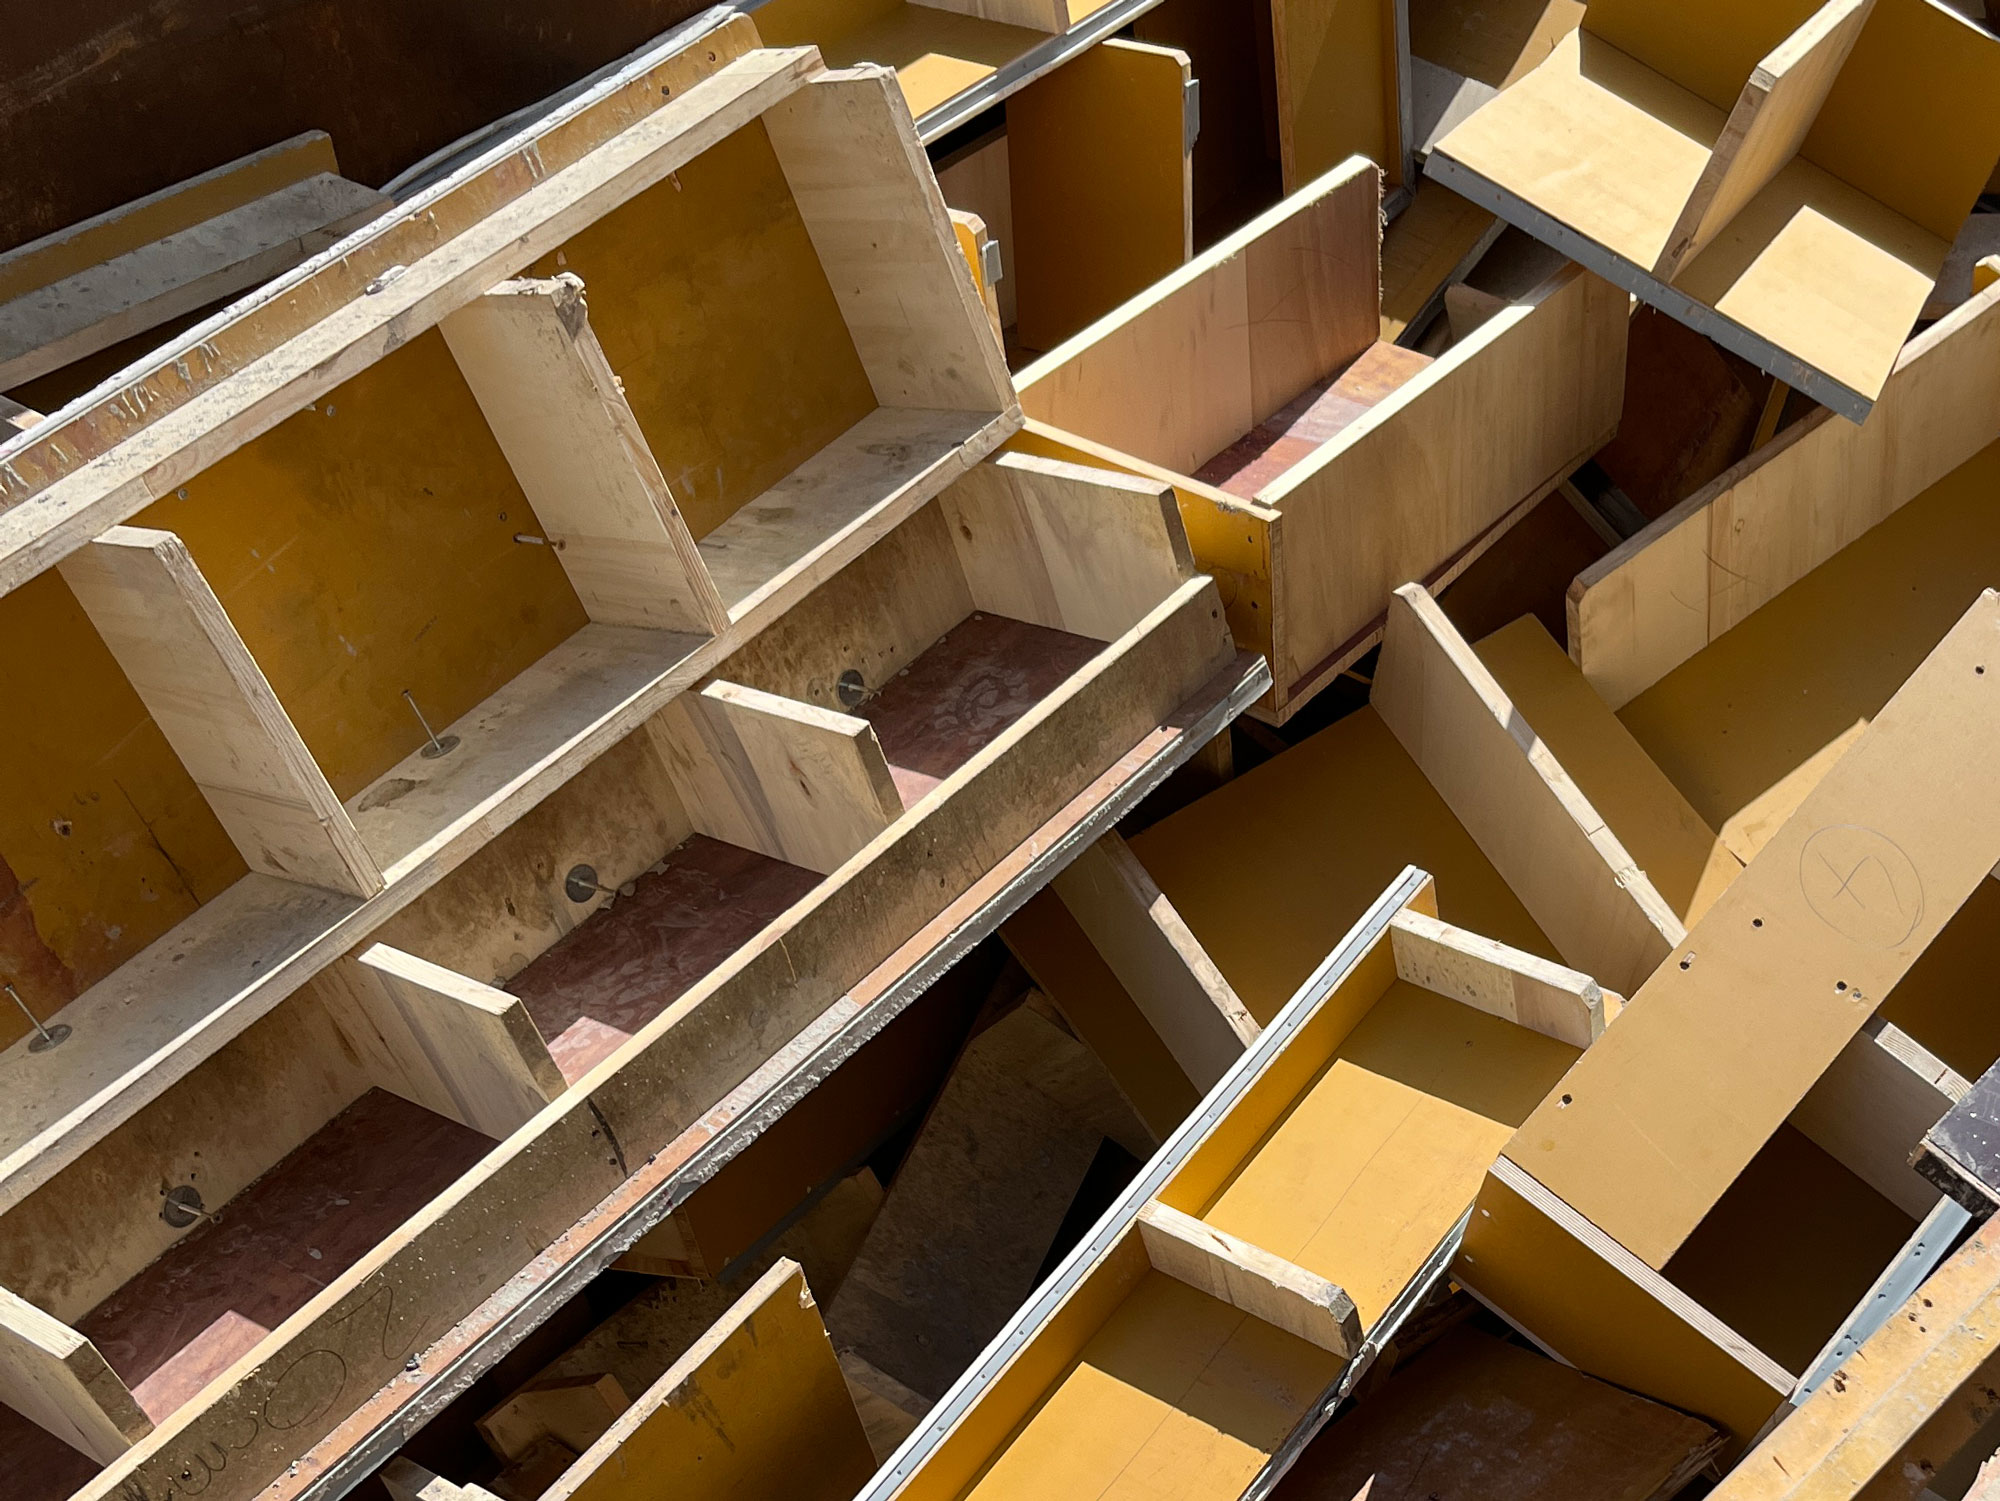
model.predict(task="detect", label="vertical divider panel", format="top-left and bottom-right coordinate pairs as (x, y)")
top-left (315, 945), bottom-right (567, 1139)
top-left (651, 681), bottom-right (905, 874)
top-left (0, 1285), bottom-right (150, 1463)
top-left (763, 67), bottom-right (1019, 414)
top-left (57, 526), bottom-right (383, 897)
top-left (942, 451), bottom-right (1194, 640)
top-left (441, 275), bottom-right (729, 636)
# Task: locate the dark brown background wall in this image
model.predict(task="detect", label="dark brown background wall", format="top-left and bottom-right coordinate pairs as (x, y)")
top-left (0, 0), bottom-right (712, 253)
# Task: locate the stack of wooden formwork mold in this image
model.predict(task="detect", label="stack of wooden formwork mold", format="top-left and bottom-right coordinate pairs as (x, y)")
top-left (0, 21), bottom-right (1266, 1501)
top-left (10, 1), bottom-right (2000, 1499)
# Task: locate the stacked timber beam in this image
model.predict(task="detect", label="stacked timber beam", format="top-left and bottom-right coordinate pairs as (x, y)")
top-left (5, 1), bottom-right (2000, 1499)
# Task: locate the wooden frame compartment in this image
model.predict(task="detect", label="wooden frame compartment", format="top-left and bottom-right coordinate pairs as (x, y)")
top-left (1012, 156), bottom-right (1625, 722)
top-left (1096, 583), bottom-right (1674, 1050)
top-left (1427, 0), bottom-right (2000, 420)
top-left (376, 450), bottom-right (1200, 1090)
top-left (0, 30), bottom-right (1017, 1226)
top-left (0, 968), bottom-right (563, 1501)
top-left (26, 447), bottom-right (1257, 1501)
top-left (860, 866), bottom-right (1613, 1501)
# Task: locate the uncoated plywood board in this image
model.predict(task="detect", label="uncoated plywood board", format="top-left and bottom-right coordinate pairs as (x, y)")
top-left (828, 1003), bottom-right (1147, 1399)
top-left (1505, 589), bottom-right (2000, 1271)
top-left (1018, 160), bottom-right (1381, 478)
top-left (1198, 980), bottom-right (1576, 1325)
top-left (1430, 30), bottom-right (1726, 267)
top-left (57, 527), bottom-right (382, 898)
top-left (1264, 262), bottom-right (1625, 696)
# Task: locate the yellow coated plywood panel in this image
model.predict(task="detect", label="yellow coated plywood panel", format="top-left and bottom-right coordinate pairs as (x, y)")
top-left (1411, 0), bottom-right (1584, 89)
top-left (1512, 589), bottom-right (2000, 1269)
top-left (1131, 706), bottom-right (1555, 1023)
top-left (142, 327), bottom-right (587, 802)
top-left (1620, 444), bottom-right (2000, 867)
top-left (1271, 0), bottom-right (1399, 189)
top-left (960, 1272), bottom-right (1341, 1501)
top-left (1008, 40), bottom-right (1193, 354)
top-left (1801, 0), bottom-right (2000, 242)
top-left (527, 119), bottom-right (876, 543)
top-left (1581, 0), bottom-right (1825, 114)
top-left (1198, 981), bottom-right (1576, 1323)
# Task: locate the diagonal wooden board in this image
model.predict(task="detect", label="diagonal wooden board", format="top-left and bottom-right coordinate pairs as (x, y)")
top-left (1501, 589), bottom-right (2000, 1270)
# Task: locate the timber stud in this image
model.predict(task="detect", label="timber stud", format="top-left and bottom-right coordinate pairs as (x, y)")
top-left (6, 982), bottom-right (69, 1052)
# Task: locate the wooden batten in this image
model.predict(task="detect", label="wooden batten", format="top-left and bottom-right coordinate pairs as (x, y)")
top-left (0, 132), bottom-right (388, 391)
top-left (1136, 1199), bottom-right (1363, 1358)
top-left (440, 276), bottom-right (729, 637)
top-left (56, 526), bottom-right (382, 899)
top-left (941, 451), bottom-right (1195, 642)
top-left (1570, 263), bottom-right (2000, 708)
top-left (1050, 832), bottom-right (1259, 1092)
top-left (1502, 590), bottom-right (2000, 1273)
top-left (1388, 908), bottom-right (1606, 1047)
top-left (315, 945), bottom-right (566, 1141)
top-left (0, 1287), bottom-right (150, 1465)
top-left (869, 869), bottom-right (1613, 1501)
top-left (650, 681), bottom-right (904, 874)
top-left (539, 1259), bottom-right (876, 1501)
top-left (1372, 583), bottom-right (1680, 996)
